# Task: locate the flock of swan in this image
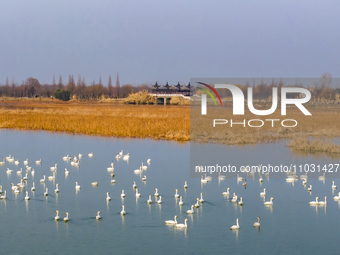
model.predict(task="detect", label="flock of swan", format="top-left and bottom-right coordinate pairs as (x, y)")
top-left (1, 152), bottom-right (339, 232)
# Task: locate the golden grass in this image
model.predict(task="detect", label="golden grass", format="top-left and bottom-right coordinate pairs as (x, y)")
top-left (190, 103), bottom-right (340, 145)
top-left (0, 100), bottom-right (190, 141)
top-left (287, 137), bottom-right (340, 154)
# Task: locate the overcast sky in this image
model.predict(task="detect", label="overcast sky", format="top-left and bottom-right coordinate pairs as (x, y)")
top-left (0, 0), bottom-right (339, 86)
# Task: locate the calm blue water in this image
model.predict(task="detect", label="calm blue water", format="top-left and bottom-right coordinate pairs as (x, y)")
top-left (0, 130), bottom-right (339, 254)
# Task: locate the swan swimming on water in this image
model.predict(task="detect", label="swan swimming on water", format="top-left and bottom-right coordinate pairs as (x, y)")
top-left (154, 188), bottom-right (159, 197)
top-left (106, 192), bottom-right (111, 201)
top-left (0, 190), bottom-right (6, 199)
top-left (121, 205), bottom-right (126, 215)
top-left (40, 175), bottom-right (46, 183)
top-left (179, 196), bottom-right (184, 206)
top-left (260, 188), bottom-right (267, 196)
top-left (194, 198), bottom-right (200, 208)
top-left (264, 197), bottom-right (274, 206)
top-left (165, 215), bottom-right (178, 225)
top-left (55, 210), bottom-right (60, 221)
top-left (253, 217), bottom-right (260, 227)
top-left (186, 205), bottom-right (194, 214)
top-left (96, 211), bottom-right (101, 220)
top-left (184, 181), bottom-right (188, 189)
top-left (157, 196), bottom-right (162, 204)
top-left (175, 219), bottom-right (188, 228)
top-left (135, 188), bottom-right (141, 197)
top-left (142, 175), bottom-right (146, 181)
top-left (88, 152), bottom-right (93, 158)
top-left (333, 192), bottom-right (340, 200)
top-left (75, 182), bottom-right (81, 190)
top-left (222, 188), bottom-right (230, 196)
top-left (64, 212), bottom-right (69, 222)
top-left (230, 218), bottom-right (240, 230)
top-left (147, 195), bottom-right (152, 204)
top-left (332, 181), bottom-right (337, 189)
top-left (238, 197), bottom-right (243, 206)
top-left (174, 189), bottom-right (179, 198)
top-left (307, 185), bottom-right (312, 192)
top-left (199, 193), bottom-right (204, 203)
top-left (318, 196), bottom-right (327, 206)
top-left (31, 182), bottom-right (35, 191)
top-left (121, 190), bottom-right (125, 198)
top-left (55, 184), bottom-right (60, 193)
top-left (309, 197), bottom-right (319, 205)
top-left (44, 188), bottom-right (48, 196)
top-left (25, 191), bottom-right (30, 200)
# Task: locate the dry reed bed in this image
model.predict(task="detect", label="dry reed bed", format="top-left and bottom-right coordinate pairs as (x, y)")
top-left (0, 101), bottom-right (190, 141)
top-left (190, 107), bottom-right (340, 151)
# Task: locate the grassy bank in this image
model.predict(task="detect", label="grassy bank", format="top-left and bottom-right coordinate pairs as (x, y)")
top-left (0, 99), bottom-right (190, 141)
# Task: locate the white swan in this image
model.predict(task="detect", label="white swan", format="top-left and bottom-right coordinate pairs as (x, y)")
top-left (147, 159), bottom-right (151, 164)
top-left (302, 179), bottom-right (307, 185)
top-left (134, 166), bottom-right (142, 173)
top-left (147, 195), bottom-right (152, 204)
top-left (186, 205), bottom-right (194, 214)
top-left (88, 152), bottom-right (93, 158)
top-left (23, 159), bottom-right (28, 165)
top-left (259, 176), bottom-right (263, 182)
top-left (0, 190), bottom-right (6, 199)
top-left (184, 181), bottom-right (188, 189)
top-left (135, 188), bottom-right (141, 197)
top-left (333, 192), bottom-right (340, 200)
top-left (96, 211), bottom-right (101, 220)
top-left (121, 190), bottom-right (125, 198)
top-left (64, 212), bottom-right (69, 222)
top-left (231, 193), bottom-right (238, 203)
top-left (78, 153), bottom-right (83, 158)
top-left (65, 168), bottom-right (69, 175)
top-left (332, 181), bottom-right (337, 189)
top-left (48, 172), bottom-right (56, 180)
top-left (174, 189), bottom-right (179, 198)
top-left (132, 181), bottom-right (137, 189)
top-left (11, 183), bottom-right (19, 191)
top-left (123, 153), bottom-right (130, 161)
top-left (179, 196), bottom-right (184, 206)
top-left (14, 159), bottom-right (20, 165)
top-left (318, 196), bottom-right (327, 206)
top-left (26, 165), bottom-right (32, 171)
top-left (55, 210), bottom-right (60, 221)
top-left (0, 158), bottom-right (5, 165)
top-left (253, 217), bottom-right (260, 227)
top-left (154, 188), bottom-right (159, 197)
top-left (50, 164), bottom-right (57, 171)
top-left (7, 156), bottom-right (14, 162)
top-left (165, 215), bottom-right (177, 224)
top-left (31, 168), bottom-right (35, 175)
top-left (31, 182), bottom-right (35, 191)
top-left (309, 197), bottom-right (319, 205)
top-left (17, 179), bottom-right (25, 188)
top-left (141, 162), bottom-right (147, 170)
top-left (120, 205), bottom-right (126, 215)
top-left (35, 159), bottom-right (42, 164)
top-left (157, 196), bottom-right (162, 204)
top-left (237, 174), bottom-right (243, 181)
top-left (107, 161), bottom-right (114, 171)
top-left (194, 198), bottom-right (200, 208)
top-left (199, 193), bottom-right (204, 203)
top-left (75, 182), bottom-right (81, 190)
top-left (218, 172), bottom-right (226, 180)
top-left (63, 155), bottom-right (71, 161)
top-left (260, 188), bottom-right (267, 196)
top-left (25, 191), bottom-right (30, 200)
top-left (238, 197), bottom-right (243, 206)
top-left (307, 185), bottom-right (312, 192)
top-left (6, 168), bottom-right (13, 174)
top-left (318, 173), bottom-right (326, 181)
top-left (91, 182), bottom-right (98, 186)
top-left (16, 168), bottom-right (23, 175)
top-left (40, 175), bottom-right (46, 183)
top-left (14, 188), bottom-right (20, 194)
top-left (230, 218), bottom-right (240, 230)
top-left (264, 197), bottom-right (274, 206)
top-left (204, 174), bottom-right (212, 181)
top-left (242, 179), bottom-right (247, 187)
top-left (142, 175), bottom-right (146, 181)
top-left (175, 219), bottom-right (188, 228)
top-left (44, 188), bottom-right (48, 196)
top-left (200, 175), bottom-right (208, 183)
top-left (106, 192), bottom-right (111, 201)
top-left (222, 188), bottom-right (230, 196)
top-left (55, 184), bottom-right (59, 193)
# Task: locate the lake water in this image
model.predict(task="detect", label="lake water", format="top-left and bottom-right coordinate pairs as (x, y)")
top-left (0, 130), bottom-right (339, 255)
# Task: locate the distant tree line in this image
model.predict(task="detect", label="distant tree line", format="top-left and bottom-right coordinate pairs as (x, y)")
top-left (0, 75), bottom-right (150, 101)
top-left (197, 74), bottom-right (340, 102)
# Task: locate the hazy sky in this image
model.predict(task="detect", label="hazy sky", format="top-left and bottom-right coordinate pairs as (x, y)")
top-left (0, 0), bottom-right (339, 86)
